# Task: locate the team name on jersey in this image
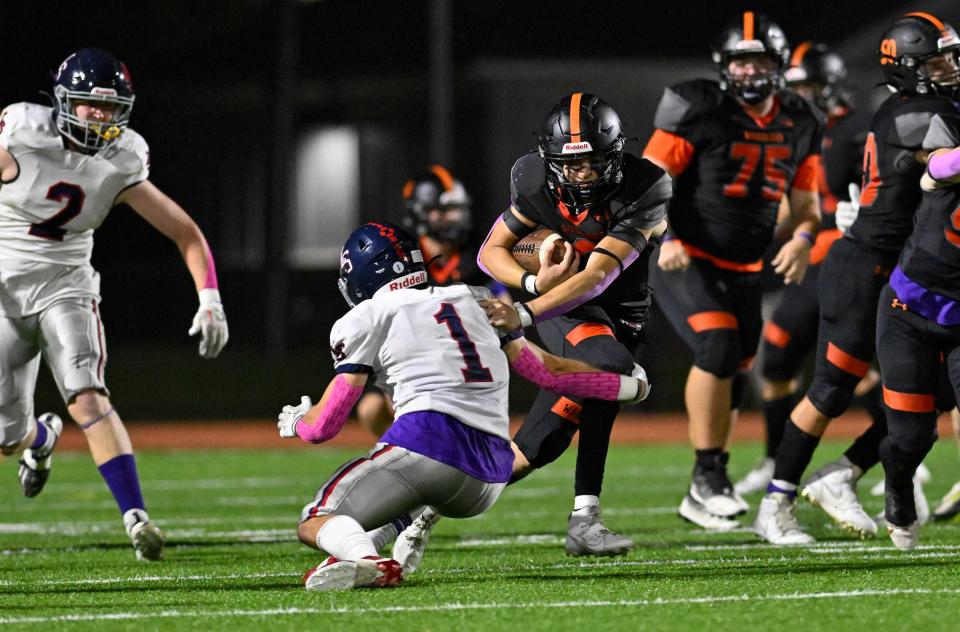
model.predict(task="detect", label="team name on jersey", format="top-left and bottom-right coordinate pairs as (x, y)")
top-left (743, 131), bottom-right (785, 143)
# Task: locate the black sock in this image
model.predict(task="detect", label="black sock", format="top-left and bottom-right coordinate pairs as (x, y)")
top-left (771, 420), bottom-right (820, 486)
top-left (573, 402), bottom-right (617, 497)
top-left (844, 383), bottom-right (886, 472)
top-left (879, 438), bottom-right (924, 526)
top-left (762, 394), bottom-right (795, 458)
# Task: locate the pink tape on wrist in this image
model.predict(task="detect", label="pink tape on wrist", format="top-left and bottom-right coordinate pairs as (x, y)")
top-left (295, 375), bottom-right (363, 444)
top-left (202, 239), bottom-right (219, 290)
top-left (509, 346), bottom-right (621, 401)
top-left (928, 148), bottom-right (960, 181)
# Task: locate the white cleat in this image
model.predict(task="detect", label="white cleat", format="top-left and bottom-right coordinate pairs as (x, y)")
top-left (734, 457), bottom-right (775, 496)
top-left (303, 555), bottom-right (403, 592)
top-left (678, 494), bottom-right (740, 532)
top-left (753, 493), bottom-right (815, 545)
top-left (392, 507), bottom-right (440, 575)
top-left (123, 508), bottom-right (165, 561)
top-left (18, 413), bottom-right (64, 498)
top-left (802, 461), bottom-right (877, 538)
top-left (887, 521), bottom-right (920, 551)
top-left (933, 480), bottom-right (960, 522)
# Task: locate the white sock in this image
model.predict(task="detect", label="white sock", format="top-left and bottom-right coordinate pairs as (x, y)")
top-left (367, 523), bottom-right (399, 552)
top-left (315, 515), bottom-right (377, 561)
top-left (572, 495), bottom-right (600, 515)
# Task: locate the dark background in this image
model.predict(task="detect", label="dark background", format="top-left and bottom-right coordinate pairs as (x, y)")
top-left (3, 0), bottom-right (952, 419)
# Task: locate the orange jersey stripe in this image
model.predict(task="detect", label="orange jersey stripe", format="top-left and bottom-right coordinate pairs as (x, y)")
top-left (565, 323), bottom-right (614, 347)
top-left (790, 41), bottom-right (813, 68)
top-left (687, 311), bottom-right (738, 333)
top-left (402, 179), bottom-right (415, 199)
top-left (826, 342), bottom-right (869, 378)
top-left (883, 387), bottom-right (935, 413)
top-left (551, 396), bottom-right (583, 423)
top-left (763, 321), bottom-right (792, 349)
top-left (791, 154), bottom-right (821, 193)
top-left (429, 164), bottom-right (455, 191)
top-left (683, 243), bottom-right (763, 272)
top-left (569, 92), bottom-right (583, 143)
top-left (743, 11), bottom-right (755, 41)
top-left (643, 129), bottom-right (695, 177)
top-left (810, 228), bottom-right (842, 265)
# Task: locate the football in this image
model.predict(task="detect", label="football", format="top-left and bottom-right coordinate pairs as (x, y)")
top-left (511, 228), bottom-right (566, 274)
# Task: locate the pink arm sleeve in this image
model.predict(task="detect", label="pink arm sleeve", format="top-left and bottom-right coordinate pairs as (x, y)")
top-left (928, 148), bottom-right (960, 182)
top-left (202, 238), bottom-right (219, 289)
top-left (509, 345), bottom-right (629, 401)
top-left (295, 375), bottom-right (364, 444)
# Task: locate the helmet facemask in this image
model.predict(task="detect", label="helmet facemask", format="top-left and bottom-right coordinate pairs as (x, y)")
top-left (719, 52), bottom-right (784, 105)
top-left (53, 85), bottom-right (134, 154)
top-left (540, 137), bottom-right (625, 215)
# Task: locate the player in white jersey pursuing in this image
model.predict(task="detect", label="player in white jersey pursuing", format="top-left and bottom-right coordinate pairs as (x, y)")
top-left (276, 222), bottom-right (649, 591)
top-left (0, 48), bottom-right (229, 560)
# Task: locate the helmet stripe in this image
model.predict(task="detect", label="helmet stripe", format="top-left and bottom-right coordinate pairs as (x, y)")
top-left (569, 92), bottom-right (583, 143)
top-left (789, 41), bottom-right (813, 67)
top-left (906, 11), bottom-right (948, 35)
top-left (743, 11), bottom-right (755, 41)
top-left (429, 164), bottom-right (455, 191)
top-left (402, 179), bottom-right (415, 199)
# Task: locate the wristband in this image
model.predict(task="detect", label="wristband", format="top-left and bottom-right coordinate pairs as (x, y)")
top-left (521, 272), bottom-right (539, 295)
top-left (198, 288), bottom-right (222, 306)
top-left (516, 303), bottom-right (534, 328)
top-left (795, 231), bottom-right (815, 246)
top-left (661, 233), bottom-right (675, 243)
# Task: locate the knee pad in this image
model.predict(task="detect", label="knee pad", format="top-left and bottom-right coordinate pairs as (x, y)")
top-left (885, 413), bottom-right (938, 457)
top-left (731, 372), bottom-right (750, 410)
top-left (693, 329), bottom-right (740, 379)
top-left (807, 368), bottom-right (859, 419)
top-left (524, 425), bottom-right (578, 469)
top-left (761, 343), bottom-right (799, 382)
top-left (580, 341), bottom-right (635, 375)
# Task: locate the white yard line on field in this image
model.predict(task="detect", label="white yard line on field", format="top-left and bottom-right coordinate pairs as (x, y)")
top-left (1, 588), bottom-right (960, 624)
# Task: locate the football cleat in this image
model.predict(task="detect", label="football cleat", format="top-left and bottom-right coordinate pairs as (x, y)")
top-left (734, 457), bottom-right (775, 496)
top-left (392, 507), bottom-right (440, 575)
top-left (801, 459), bottom-right (877, 538)
top-left (678, 493), bottom-right (740, 531)
top-left (123, 508), bottom-right (165, 561)
top-left (689, 464), bottom-right (745, 517)
top-left (887, 521), bottom-right (920, 551)
top-left (565, 505), bottom-right (634, 557)
top-left (18, 413), bottom-right (64, 498)
top-left (932, 480), bottom-right (960, 522)
top-left (303, 556), bottom-right (403, 592)
top-left (753, 492), bottom-right (815, 545)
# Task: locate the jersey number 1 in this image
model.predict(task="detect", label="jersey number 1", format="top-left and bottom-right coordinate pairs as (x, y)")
top-left (29, 181), bottom-right (86, 241)
top-left (434, 303), bottom-right (494, 383)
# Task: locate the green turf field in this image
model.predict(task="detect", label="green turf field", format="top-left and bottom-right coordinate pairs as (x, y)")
top-left (1, 440), bottom-right (959, 630)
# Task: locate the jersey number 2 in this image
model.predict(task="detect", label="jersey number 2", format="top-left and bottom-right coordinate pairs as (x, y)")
top-left (723, 142), bottom-right (790, 201)
top-left (434, 303), bottom-right (494, 383)
top-left (29, 181), bottom-right (86, 241)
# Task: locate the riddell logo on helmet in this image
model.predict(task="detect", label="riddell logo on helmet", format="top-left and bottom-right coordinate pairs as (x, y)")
top-left (388, 271), bottom-right (427, 291)
top-left (562, 141), bottom-right (593, 154)
top-left (90, 87), bottom-right (119, 96)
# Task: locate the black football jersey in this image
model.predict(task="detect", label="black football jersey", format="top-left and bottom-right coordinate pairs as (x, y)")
top-left (509, 151), bottom-right (671, 320)
top-left (820, 107), bottom-right (871, 230)
top-left (847, 93), bottom-right (960, 253)
top-left (652, 79), bottom-right (823, 263)
top-left (898, 113), bottom-right (960, 300)
top-left (418, 239), bottom-right (491, 287)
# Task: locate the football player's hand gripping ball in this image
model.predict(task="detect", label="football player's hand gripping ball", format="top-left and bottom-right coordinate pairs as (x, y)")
top-left (188, 288), bottom-right (229, 358)
top-left (278, 395), bottom-right (312, 438)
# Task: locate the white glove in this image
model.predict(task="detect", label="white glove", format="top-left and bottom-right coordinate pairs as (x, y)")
top-left (188, 288), bottom-right (229, 358)
top-left (277, 395), bottom-right (312, 438)
top-left (835, 182), bottom-right (861, 234)
top-left (623, 363), bottom-right (652, 405)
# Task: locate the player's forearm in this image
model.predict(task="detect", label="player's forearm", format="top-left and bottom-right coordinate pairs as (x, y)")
top-left (180, 233), bottom-right (220, 292)
top-left (296, 375), bottom-right (363, 444)
top-left (927, 147), bottom-right (960, 184)
top-left (787, 189), bottom-right (821, 238)
top-left (508, 345), bottom-right (641, 402)
top-left (478, 243), bottom-right (526, 288)
top-left (528, 250), bottom-right (638, 322)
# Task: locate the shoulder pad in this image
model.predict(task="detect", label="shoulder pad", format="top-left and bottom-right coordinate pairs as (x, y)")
top-left (652, 79), bottom-right (723, 133)
top-left (107, 127), bottom-right (150, 179)
top-left (889, 96), bottom-right (959, 148)
top-left (923, 113), bottom-right (960, 151)
top-left (510, 151), bottom-right (546, 198)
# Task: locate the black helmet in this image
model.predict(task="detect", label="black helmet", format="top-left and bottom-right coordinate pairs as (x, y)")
top-left (538, 92), bottom-right (626, 215)
top-left (52, 48), bottom-right (135, 154)
top-left (712, 11), bottom-right (790, 104)
top-left (784, 42), bottom-right (849, 111)
top-left (401, 165), bottom-right (472, 245)
top-left (879, 12), bottom-right (960, 98)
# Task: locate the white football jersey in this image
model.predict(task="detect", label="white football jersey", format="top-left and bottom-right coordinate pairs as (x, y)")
top-left (0, 102), bottom-right (149, 265)
top-left (330, 283), bottom-right (511, 440)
